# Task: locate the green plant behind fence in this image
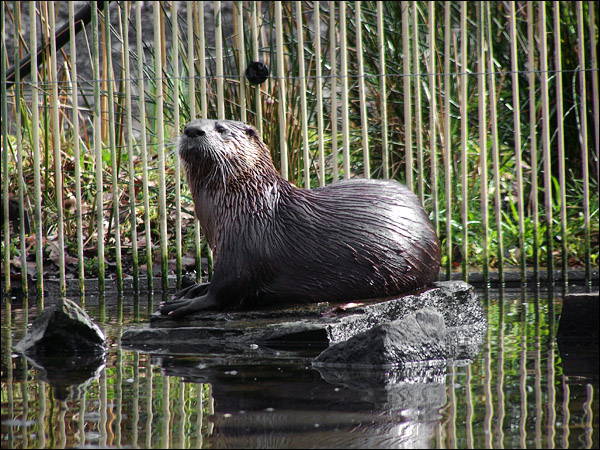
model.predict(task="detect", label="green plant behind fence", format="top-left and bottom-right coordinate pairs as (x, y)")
top-left (1, 1), bottom-right (598, 301)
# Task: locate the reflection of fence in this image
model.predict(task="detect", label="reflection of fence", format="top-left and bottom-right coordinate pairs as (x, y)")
top-left (0, 290), bottom-right (596, 448)
top-left (1, 2), bottom-right (598, 302)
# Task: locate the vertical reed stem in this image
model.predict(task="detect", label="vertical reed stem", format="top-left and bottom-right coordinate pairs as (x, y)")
top-left (329, 1), bottom-right (338, 182)
top-left (314, 3), bottom-right (326, 187)
top-left (69, 1), bottom-right (85, 297)
top-left (172, 1), bottom-right (182, 289)
top-left (153, 1), bottom-right (169, 294)
top-left (477, 1), bottom-right (489, 281)
top-left (377, 2), bottom-right (389, 180)
top-left (296, 1), bottom-right (311, 188)
top-left (92, 3), bottom-right (106, 294)
top-left (104, 1), bottom-right (123, 293)
top-left (30, 1), bottom-right (44, 306)
top-left (460, 1), bottom-right (469, 280)
top-left (14, 2), bottom-right (28, 296)
top-left (508, 2), bottom-right (526, 284)
top-left (538, 2), bottom-right (554, 283)
top-left (340, 1), bottom-right (350, 179)
top-left (136, 1), bottom-right (153, 294)
top-left (356, 1), bottom-right (370, 179)
top-left (576, 2), bottom-right (591, 286)
top-left (49, 2), bottom-right (67, 296)
top-left (402, 1), bottom-right (412, 187)
top-left (275, 2), bottom-right (288, 180)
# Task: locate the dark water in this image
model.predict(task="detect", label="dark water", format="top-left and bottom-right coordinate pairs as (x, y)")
top-left (1, 285), bottom-right (598, 449)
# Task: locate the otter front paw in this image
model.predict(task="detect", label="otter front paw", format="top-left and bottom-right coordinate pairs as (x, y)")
top-left (159, 295), bottom-right (217, 319)
top-left (172, 282), bottom-right (211, 300)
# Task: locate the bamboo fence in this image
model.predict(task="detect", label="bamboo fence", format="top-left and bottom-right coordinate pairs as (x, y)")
top-left (1, 1), bottom-right (598, 304)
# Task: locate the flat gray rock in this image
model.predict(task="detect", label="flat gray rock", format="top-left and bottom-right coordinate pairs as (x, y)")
top-left (314, 308), bottom-right (447, 368)
top-left (122, 281), bottom-right (486, 366)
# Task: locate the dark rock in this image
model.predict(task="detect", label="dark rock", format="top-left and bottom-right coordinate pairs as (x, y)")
top-left (15, 298), bottom-right (106, 356)
top-left (314, 308), bottom-right (447, 368)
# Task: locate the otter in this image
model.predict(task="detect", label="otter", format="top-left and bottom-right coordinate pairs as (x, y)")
top-left (160, 119), bottom-right (441, 319)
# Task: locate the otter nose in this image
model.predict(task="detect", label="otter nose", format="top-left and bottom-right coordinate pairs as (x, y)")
top-left (184, 123), bottom-right (207, 138)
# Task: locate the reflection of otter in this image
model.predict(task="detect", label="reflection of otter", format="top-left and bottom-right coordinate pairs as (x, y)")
top-left (160, 119), bottom-right (441, 319)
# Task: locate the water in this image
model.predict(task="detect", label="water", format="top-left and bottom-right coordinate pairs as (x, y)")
top-left (1, 286), bottom-right (598, 449)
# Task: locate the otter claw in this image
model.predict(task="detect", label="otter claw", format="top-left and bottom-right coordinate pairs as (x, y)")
top-left (159, 295), bottom-right (218, 319)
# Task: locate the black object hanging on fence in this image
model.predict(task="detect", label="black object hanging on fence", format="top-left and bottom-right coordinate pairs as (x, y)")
top-left (245, 61), bottom-right (270, 85)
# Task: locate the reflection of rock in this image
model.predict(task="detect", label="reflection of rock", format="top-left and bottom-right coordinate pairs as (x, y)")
top-left (14, 298), bottom-right (107, 400)
top-left (557, 292), bottom-right (599, 380)
top-left (315, 308), bottom-right (447, 367)
top-left (15, 298), bottom-right (106, 356)
top-left (557, 293), bottom-right (599, 338)
top-left (155, 356), bottom-right (446, 449)
top-left (18, 352), bottom-right (106, 401)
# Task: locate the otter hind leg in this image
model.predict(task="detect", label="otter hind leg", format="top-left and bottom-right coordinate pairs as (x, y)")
top-left (159, 294), bottom-right (218, 319)
top-left (172, 282), bottom-right (211, 300)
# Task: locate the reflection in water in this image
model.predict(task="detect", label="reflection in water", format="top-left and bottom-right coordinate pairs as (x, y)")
top-left (1, 287), bottom-right (598, 448)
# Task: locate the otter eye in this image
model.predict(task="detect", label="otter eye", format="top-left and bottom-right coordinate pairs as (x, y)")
top-left (215, 124), bottom-right (227, 134)
top-left (245, 127), bottom-right (256, 137)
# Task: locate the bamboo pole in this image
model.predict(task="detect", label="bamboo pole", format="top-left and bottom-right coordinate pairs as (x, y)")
top-left (275, 2), bottom-right (288, 180)
top-left (340, 1), bottom-right (350, 179)
top-left (508, 1), bottom-right (526, 283)
top-left (402, 1), bottom-right (412, 187)
top-left (121, 2), bottom-right (138, 292)
top-left (136, 1), bottom-right (153, 293)
top-left (153, 1), bottom-right (169, 293)
top-left (215, 1), bottom-right (225, 120)
top-left (251, 2), bottom-right (263, 136)
top-left (236, 1), bottom-right (246, 123)
top-left (172, 1), bottom-right (182, 289)
top-left (443, 2), bottom-right (452, 279)
top-left (296, 1), bottom-right (311, 188)
top-left (329, 1), bottom-right (338, 182)
top-left (553, 2), bottom-right (567, 284)
top-left (527, 2), bottom-right (539, 281)
top-left (14, 2), bottom-right (28, 296)
top-left (92, 3), bottom-right (106, 294)
top-left (412, 1), bottom-right (424, 203)
top-left (460, 1), bottom-right (469, 280)
top-left (30, 1), bottom-right (44, 306)
top-left (356, 1), bottom-right (370, 179)
top-left (538, 1), bottom-right (553, 283)
top-left (486, 2), bottom-right (504, 284)
top-left (198, 2), bottom-right (207, 119)
top-left (314, 2), bottom-right (326, 187)
top-left (429, 1), bottom-right (439, 236)
top-left (48, 1), bottom-right (67, 296)
top-left (1, 2), bottom-right (9, 295)
top-left (477, 1), bottom-right (489, 280)
top-left (69, 1), bottom-right (85, 297)
top-left (576, 2), bottom-right (591, 286)
top-left (104, 0), bottom-right (123, 293)
top-left (377, 2), bottom-right (389, 179)
top-left (191, 2), bottom-right (203, 282)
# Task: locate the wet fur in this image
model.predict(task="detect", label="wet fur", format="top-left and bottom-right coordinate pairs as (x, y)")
top-left (161, 119), bottom-right (441, 318)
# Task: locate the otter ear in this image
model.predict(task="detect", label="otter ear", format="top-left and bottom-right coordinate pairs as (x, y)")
top-left (245, 126), bottom-right (257, 138)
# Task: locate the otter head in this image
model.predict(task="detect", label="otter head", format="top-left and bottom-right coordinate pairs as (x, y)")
top-left (179, 119), bottom-right (277, 191)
